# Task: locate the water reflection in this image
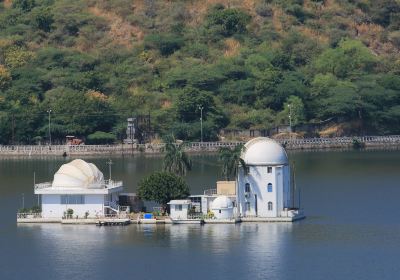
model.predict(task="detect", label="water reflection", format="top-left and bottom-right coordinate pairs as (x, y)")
top-left (2, 150), bottom-right (400, 280)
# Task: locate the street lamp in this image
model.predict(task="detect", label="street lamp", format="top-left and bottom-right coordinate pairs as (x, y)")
top-left (198, 105), bottom-right (204, 143)
top-left (288, 104), bottom-right (292, 141)
top-left (47, 109), bottom-right (52, 146)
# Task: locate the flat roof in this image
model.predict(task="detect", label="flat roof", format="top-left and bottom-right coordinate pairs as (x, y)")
top-left (34, 181), bottom-right (123, 195)
top-left (167, 200), bottom-right (191, 205)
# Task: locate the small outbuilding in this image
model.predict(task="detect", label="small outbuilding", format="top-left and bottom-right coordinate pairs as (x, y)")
top-left (211, 196), bottom-right (234, 219)
top-left (168, 200), bottom-right (191, 220)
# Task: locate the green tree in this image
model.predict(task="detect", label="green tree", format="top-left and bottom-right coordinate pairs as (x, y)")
top-left (163, 135), bottom-right (192, 176)
top-left (314, 39), bottom-right (377, 79)
top-left (206, 5), bottom-right (251, 37)
top-left (218, 144), bottom-right (247, 181)
top-left (137, 172), bottom-right (190, 213)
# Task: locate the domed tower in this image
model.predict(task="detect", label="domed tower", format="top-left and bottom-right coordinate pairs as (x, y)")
top-left (237, 137), bottom-right (291, 218)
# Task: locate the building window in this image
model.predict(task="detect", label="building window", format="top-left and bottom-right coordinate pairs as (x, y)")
top-left (60, 195), bottom-right (85, 204)
top-left (245, 166), bottom-right (250, 175)
top-left (268, 201), bottom-right (273, 211)
top-left (175, 205), bottom-right (182, 211)
top-left (245, 202), bottom-right (251, 211)
top-left (245, 183), bottom-right (250, 193)
top-left (267, 167), bottom-right (272, 173)
top-left (219, 210), bottom-right (221, 214)
top-left (268, 183), bottom-right (273, 192)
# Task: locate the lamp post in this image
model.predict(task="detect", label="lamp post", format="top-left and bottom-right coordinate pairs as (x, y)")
top-left (47, 109), bottom-right (52, 146)
top-left (198, 105), bottom-right (204, 143)
top-left (107, 159), bottom-right (113, 182)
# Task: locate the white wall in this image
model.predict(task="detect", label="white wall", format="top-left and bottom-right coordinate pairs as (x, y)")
top-left (237, 164), bottom-right (291, 218)
top-left (170, 204), bottom-right (189, 220)
top-left (212, 208), bottom-right (234, 219)
top-left (41, 194), bottom-right (105, 218)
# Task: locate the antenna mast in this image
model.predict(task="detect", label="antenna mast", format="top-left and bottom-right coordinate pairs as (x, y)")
top-left (107, 159), bottom-right (113, 181)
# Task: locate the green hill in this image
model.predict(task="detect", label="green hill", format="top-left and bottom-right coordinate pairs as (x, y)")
top-left (1, 0), bottom-right (400, 143)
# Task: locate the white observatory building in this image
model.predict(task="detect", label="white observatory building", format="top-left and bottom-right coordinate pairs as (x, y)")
top-left (237, 137), bottom-right (301, 220)
top-left (34, 159), bottom-right (124, 219)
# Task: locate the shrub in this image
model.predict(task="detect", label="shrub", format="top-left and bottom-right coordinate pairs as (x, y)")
top-left (206, 6), bottom-right (251, 37)
top-left (86, 131), bottom-right (116, 145)
top-left (144, 33), bottom-right (184, 56)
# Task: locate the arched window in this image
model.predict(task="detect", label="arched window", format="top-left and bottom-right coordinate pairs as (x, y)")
top-left (245, 183), bottom-right (250, 193)
top-left (267, 183), bottom-right (273, 192)
top-left (268, 201), bottom-right (273, 211)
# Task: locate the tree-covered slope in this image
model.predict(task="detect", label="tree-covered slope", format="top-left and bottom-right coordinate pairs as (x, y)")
top-left (1, 0), bottom-right (400, 144)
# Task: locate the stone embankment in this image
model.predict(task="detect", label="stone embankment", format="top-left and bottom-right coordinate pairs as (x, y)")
top-left (1, 135), bottom-right (400, 156)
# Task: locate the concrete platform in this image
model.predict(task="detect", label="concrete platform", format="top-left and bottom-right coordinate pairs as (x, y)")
top-left (139, 218), bottom-right (158, 224)
top-left (17, 218), bottom-right (60, 223)
top-left (241, 214), bottom-right (305, 222)
top-left (170, 219), bottom-right (204, 224)
top-left (204, 218), bottom-right (241, 224)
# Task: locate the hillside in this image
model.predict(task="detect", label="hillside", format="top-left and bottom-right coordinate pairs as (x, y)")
top-left (1, 0), bottom-right (400, 144)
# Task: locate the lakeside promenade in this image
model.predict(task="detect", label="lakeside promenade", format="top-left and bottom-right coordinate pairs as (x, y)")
top-left (1, 135), bottom-right (400, 156)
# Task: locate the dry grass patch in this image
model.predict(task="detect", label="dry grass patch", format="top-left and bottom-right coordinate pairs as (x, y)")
top-left (298, 26), bottom-right (329, 44)
top-left (3, 0), bottom-right (12, 8)
top-left (224, 38), bottom-right (241, 57)
top-left (88, 6), bottom-right (144, 47)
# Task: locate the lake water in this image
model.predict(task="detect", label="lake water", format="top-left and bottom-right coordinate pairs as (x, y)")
top-left (0, 150), bottom-right (400, 280)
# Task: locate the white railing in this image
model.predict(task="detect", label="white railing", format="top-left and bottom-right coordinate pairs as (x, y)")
top-left (17, 213), bottom-right (42, 219)
top-left (2, 135), bottom-right (400, 155)
top-left (104, 180), bottom-right (123, 188)
top-left (204, 189), bottom-right (217, 196)
top-left (187, 213), bottom-right (205, 220)
top-left (34, 180), bottom-right (123, 190)
top-left (34, 182), bottom-right (52, 190)
top-left (104, 201), bottom-right (119, 211)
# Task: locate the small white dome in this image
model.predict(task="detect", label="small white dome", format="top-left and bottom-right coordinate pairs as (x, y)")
top-left (52, 159), bottom-right (104, 188)
top-left (211, 196), bottom-right (233, 210)
top-left (242, 137), bottom-right (288, 165)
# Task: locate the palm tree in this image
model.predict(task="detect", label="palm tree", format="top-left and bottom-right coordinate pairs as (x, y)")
top-left (163, 135), bottom-right (192, 176)
top-left (218, 144), bottom-right (247, 181)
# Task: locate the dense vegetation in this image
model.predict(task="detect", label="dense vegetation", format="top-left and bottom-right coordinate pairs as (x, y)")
top-left (1, 0), bottom-right (400, 144)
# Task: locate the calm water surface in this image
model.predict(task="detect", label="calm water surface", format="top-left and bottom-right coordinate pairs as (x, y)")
top-left (0, 150), bottom-right (399, 280)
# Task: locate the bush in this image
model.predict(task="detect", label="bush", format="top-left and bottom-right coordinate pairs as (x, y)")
top-left (144, 33), bottom-right (184, 56)
top-left (206, 6), bottom-right (251, 37)
top-left (86, 131), bottom-right (116, 144)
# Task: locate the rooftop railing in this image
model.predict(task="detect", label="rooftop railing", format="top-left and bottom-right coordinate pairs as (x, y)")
top-left (204, 189), bottom-right (217, 196)
top-left (34, 180), bottom-right (123, 190)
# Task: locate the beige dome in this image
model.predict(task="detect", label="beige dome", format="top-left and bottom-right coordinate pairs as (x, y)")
top-left (52, 159), bottom-right (104, 188)
top-left (211, 196), bottom-right (233, 210)
top-left (242, 137), bottom-right (288, 165)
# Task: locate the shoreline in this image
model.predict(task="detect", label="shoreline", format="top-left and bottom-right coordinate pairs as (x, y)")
top-left (1, 136), bottom-right (400, 157)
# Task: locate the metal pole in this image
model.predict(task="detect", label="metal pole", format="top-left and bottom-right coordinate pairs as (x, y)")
top-left (198, 105), bottom-right (204, 143)
top-left (288, 104), bottom-right (292, 133)
top-left (11, 113), bottom-right (15, 145)
top-left (22, 193), bottom-right (25, 209)
top-left (47, 109), bottom-right (52, 146)
top-left (107, 159), bottom-right (113, 181)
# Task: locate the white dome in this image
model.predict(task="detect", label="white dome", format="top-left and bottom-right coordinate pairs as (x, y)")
top-left (211, 196), bottom-right (233, 210)
top-left (242, 137), bottom-right (288, 165)
top-left (52, 159), bottom-right (104, 188)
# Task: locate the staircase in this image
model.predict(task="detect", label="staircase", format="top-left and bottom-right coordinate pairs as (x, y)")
top-left (104, 201), bottom-right (120, 213)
